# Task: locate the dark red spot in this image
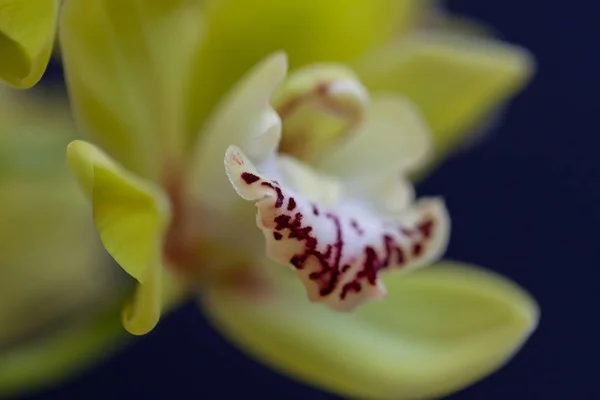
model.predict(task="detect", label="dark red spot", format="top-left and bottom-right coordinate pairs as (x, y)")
top-left (359, 246), bottom-right (380, 285)
top-left (287, 197), bottom-right (296, 211)
top-left (382, 235), bottom-right (394, 267)
top-left (400, 227), bottom-right (416, 237)
top-left (290, 255), bottom-right (303, 269)
top-left (338, 229), bottom-right (415, 300)
top-left (412, 243), bottom-right (423, 257)
top-left (341, 265), bottom-right (350, 273)
top-left (324, 245), bottom-right (333, 260)
top-left (418, 219), bottom-right (434, 239)
top-left (273, 232), bottom-right (283, 240)
top-left (316, 82), bottom-right (329, 95)
top-left (350, 219), bottom-right (364, 236)
top-left (241, 172), bottom-right (259, 184)
top-left (312, 204), bottom-right (320, 216)
top-left (261, 182), bottom-right (284, 208)
top-left (309, 271), bottom-right (320, 279)
top-left (317, 213), bottom-right (344, 296)
top-left (395, 246), bottom-right (406, 266)
top-left (341, 281), bottom-right (361, 300)
top-left (290, 225), bottom-right (313, 241)
top-left (273, 214), bottom-right (290, 231)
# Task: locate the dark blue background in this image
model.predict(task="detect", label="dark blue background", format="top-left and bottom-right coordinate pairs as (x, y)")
top-left (21, 0), bottom-right (600, 398)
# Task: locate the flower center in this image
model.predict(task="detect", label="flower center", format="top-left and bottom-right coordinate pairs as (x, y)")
top-left (161, 167), bottom-right (204, 275)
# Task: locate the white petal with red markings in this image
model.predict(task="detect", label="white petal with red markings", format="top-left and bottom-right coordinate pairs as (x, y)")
top-left (225, 146), bottom-right (450, 311)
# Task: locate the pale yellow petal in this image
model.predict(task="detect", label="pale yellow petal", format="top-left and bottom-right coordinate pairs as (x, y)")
top-left (316, 94), bottom-right (430, 214)
top-left (186, 0), bottom-right (428, 132)
top-left (66, 140), bottom-right (176, 335)
top-left (0, 0), bottom-right (57, 88)
top-left (354, 32), bottom-right (534, 171)
top-left (203, 261), bottom-right (538, 399)
top-left (319, 94), bottom-right (431, 178)
top-left (59, 0), bottom-right (205, 180)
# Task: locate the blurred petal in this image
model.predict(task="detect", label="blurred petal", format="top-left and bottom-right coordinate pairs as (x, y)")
top-left (0, 0), bottom-right (57, 88)
top-left (59, 0), bottom-right (205, 180)
top-left (423, 13), bottom-right (499, 38)
top-left (0, 87), bottom-right (127, 393)
top-left (203, 261), bottom-right (538, 399)
top-left (186, 0), bottom-right (427, 132)
top-left (187, 52), bottom-right (286, 212)
top-left (319, 95), bottom-right (431, 176)
top-left (317, 94), bottom-right (431, 214)
top-left (354, 32), bottom-right (534, 171)
top-left (272, 63), bottom-right (369, 163)
top-left (66, 140), bottom-right (174, 335)
top-left (224, 146), bottom-right (449, 311)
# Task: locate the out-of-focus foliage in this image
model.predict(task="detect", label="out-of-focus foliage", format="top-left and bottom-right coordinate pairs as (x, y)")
top-left (0, 87), bottom-right (126, 394)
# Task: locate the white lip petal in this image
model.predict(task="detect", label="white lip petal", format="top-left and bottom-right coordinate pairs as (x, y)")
top-left (225, 146), bottom-right (450, 311)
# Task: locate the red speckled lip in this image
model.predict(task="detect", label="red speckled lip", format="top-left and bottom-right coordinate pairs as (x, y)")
top-left (224, 146), bottom-right (450, 312)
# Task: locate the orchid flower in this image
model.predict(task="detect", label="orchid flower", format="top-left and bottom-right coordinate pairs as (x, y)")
top-left (51, 1), bottom-right (538, 399)
top-left (0, 1), bottom-right (538, 398)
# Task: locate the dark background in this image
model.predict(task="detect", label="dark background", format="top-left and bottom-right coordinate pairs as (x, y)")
top-left (22, 0), bottom-right (600, 398)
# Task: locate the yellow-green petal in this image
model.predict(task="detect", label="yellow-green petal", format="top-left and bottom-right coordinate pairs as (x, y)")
top-left (66, 140), bottom-right (175, 335)
top-left (354, 32), bottom-right (534, 173)
top-left (186, 0), bottom-right (427, 133)
top-left (0, 0), bottom-right (57, 88)
top-left (203, 261), bottom-right (538, 399)
top-left (59, 0), bottom-right (205, 180)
